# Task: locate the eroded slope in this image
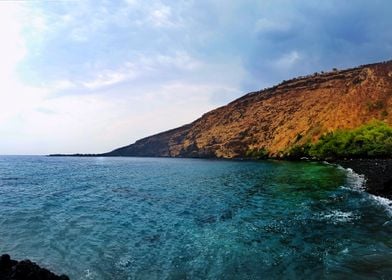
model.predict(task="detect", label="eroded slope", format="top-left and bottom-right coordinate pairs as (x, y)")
top-left (107, 61), bottom-right (392, 158)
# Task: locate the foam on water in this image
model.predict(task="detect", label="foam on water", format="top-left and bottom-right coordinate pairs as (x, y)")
top-left (339, 166), bottom-right (367, 191)
top-left (1, 156), bottom-right (391, 279)
top-left (318, 210), bottom-right (357, 224)
top-left (338, 164), bottom-right (392, 217)
top-left (369, 194), bottom-right (392, 217)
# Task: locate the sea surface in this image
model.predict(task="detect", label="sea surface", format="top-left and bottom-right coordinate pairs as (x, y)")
top-left (0, 156), bottom-right (391, 279)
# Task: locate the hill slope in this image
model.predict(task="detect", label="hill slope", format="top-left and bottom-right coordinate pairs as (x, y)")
top-left (105, 60), bottom-right (392, 158)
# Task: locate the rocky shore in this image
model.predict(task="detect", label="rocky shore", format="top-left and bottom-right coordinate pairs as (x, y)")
top-left (336, 159), bottom-right (392, 199)
top-left (0, 254), bottom-right (69, 280)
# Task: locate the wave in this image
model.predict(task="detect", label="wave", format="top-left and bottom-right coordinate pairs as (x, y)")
top-left (343, 167), bottom-right (367, 191)
top-left (369, 194), bottom-right (392, 217)
top-left (318, 210), bottom-right (358, 224)
top-left (337, 164), bottom-right (392, 217)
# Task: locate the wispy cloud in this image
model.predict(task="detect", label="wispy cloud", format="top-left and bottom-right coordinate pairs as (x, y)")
top-left (148, 4), bottom-right (177, 28)
top-left (48, 51), bottom-right (204, 93)
top-left (273, 50), bottom-right (302, 70)
top-left (254, 18), bottom-right (291, 34)
top-left (81, 65), bottom-right (138, 90)
top-left (1, 0), bottom-right (392, 154)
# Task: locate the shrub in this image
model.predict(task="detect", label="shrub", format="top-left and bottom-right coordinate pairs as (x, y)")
top-left (283, 121), bottom-right (392, 159)
top-left (245, 147), bottom-right (269, 159)
top-left (308, 121), bottom-right (392, 159)
top-left (285, 142), bottom-right (311, 159)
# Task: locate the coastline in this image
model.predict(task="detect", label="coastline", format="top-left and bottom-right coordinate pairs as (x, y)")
top-left (0, 254), bottom-right (69, 280)
top-left (2, 156), bottom-right (391, 278)
top-left (334, 159), bottom-right (392, 199)
top-left (49, 154), bottom-right (392, 199)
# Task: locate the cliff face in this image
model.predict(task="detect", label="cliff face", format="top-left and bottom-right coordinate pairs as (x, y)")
top-left (106, 60), bottom-right (392, 158)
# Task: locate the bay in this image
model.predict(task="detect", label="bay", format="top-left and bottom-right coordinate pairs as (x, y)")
top-left (0, 156), bottom-right (391, 279)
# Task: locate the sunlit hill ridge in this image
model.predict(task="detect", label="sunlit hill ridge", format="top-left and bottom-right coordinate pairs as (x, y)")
top-left (83, 60), bottom-right (392, 158)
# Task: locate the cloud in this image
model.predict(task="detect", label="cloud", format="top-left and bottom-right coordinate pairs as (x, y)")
top-left (0, 3), bottom-right (26, 78)
top-left (81, 65), bottom-right (138, 90)
top-left (1, 0), bottom-right (392, 154)
top-left (254, 18), bottom-right (291, 34)
top-left (0, 2), bottom-right (48, 125)
top-left (47, 51), bottom-right (204, 93)
top-left (243, 0), bottom-right (392, 87)
top-left (50, 79), bottom-right (76, 91)
top-left (0, 0), bottom-right (247, 154)
top-left (146, 52), bottom-right (203, 71)
top-left (273, 51), bottom-right (301, 70)
top-left (148, 4), bottom-right (176, 27)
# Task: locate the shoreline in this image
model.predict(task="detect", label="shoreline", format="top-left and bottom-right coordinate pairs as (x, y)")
top-left (1, 157), bottom-right (390, 279)
top-left (334, 159), bottom-right (392, 200)
top-left (0, 254), bottom-right (69, 280)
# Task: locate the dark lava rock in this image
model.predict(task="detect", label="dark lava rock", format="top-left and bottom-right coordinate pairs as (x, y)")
top-left (0, 254), bottom-right (69, 280)
top-left (336, 159), bottom-right (392, 199)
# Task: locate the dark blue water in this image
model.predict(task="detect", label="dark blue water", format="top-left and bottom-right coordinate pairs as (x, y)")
top-left (0, 156), bottom-right (391, 279)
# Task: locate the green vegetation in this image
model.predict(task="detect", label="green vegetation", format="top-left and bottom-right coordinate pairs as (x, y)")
top-left (245, 147), bottom-right (269, 159)
top-left (285, 121), bottom-right (392, 159)
top-left (285, 143), bottom-right (312, 159)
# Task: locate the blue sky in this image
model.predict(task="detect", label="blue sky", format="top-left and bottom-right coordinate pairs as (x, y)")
top-left (0, 0), bottom-right (391, 154)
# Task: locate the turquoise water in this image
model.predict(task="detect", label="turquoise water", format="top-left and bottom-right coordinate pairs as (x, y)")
top-left (0, 156), bottom-right (391, 279)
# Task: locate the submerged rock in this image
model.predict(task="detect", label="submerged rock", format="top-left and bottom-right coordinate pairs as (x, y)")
top-left (0, 254), bottom-right (69, 280)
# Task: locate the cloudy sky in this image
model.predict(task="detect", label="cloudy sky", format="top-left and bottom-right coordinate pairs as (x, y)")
top-left (1, 0), bottom-right (391, 155)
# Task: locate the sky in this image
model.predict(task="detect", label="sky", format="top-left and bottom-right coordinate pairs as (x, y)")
top-left (0, 0), bottom-right (392, 155)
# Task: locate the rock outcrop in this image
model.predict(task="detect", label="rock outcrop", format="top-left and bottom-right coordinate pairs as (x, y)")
top-left (336, 159), bottom-right (392, 199)
top-left (105, 60), bottom-right (392, 158)
top-left (0, 254), bottom-right (69, 280)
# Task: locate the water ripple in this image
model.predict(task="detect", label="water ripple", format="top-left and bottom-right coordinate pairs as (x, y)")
top-left (0, 156), bottom-right (391, 279)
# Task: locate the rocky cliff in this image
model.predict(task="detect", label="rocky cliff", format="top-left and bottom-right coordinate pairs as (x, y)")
top-left (105, 60), bottom-right (392, 158)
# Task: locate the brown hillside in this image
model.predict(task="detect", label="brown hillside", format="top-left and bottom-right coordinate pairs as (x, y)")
top-left (106, 60), bottom-right (392, 158)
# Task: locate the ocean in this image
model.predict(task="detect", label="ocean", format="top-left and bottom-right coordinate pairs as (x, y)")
top-left (0, 156), bottom-right (391, 279)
